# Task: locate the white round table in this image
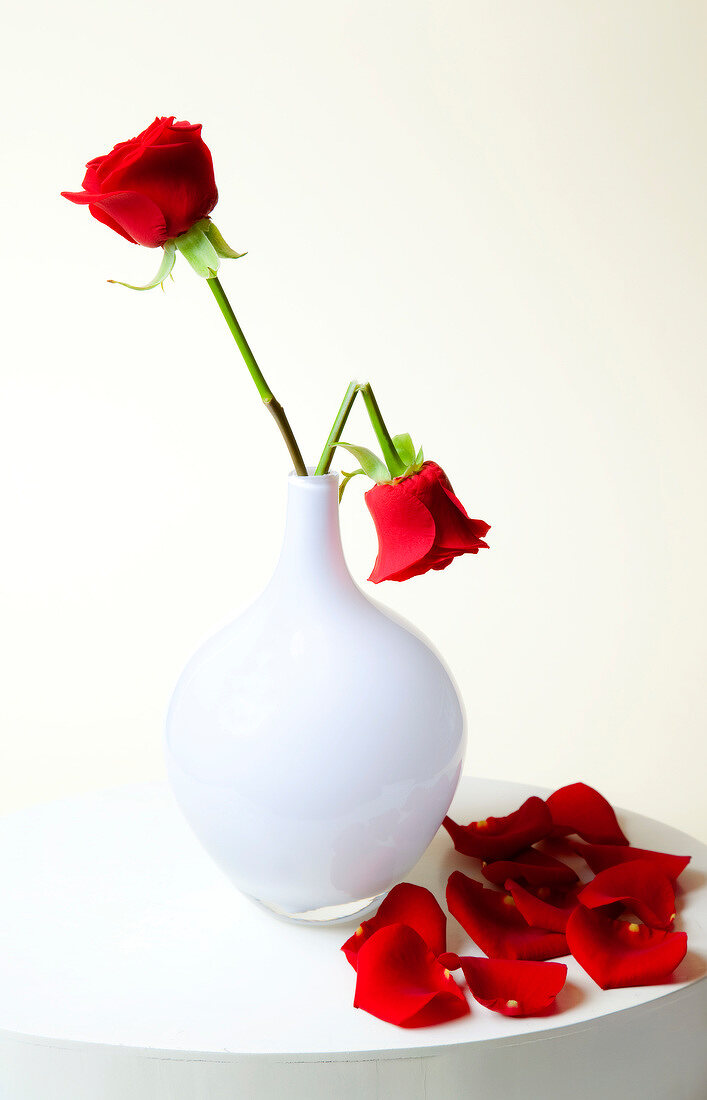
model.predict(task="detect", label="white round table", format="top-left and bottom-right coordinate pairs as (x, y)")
top-left (0, 778), bottom-right (705, 1100)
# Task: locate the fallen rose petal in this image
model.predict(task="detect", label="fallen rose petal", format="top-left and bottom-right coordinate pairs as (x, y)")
top-left (341, 882), bottom-right (447, 970)
top-left (353, 923), bottom-right (469, 1027)
top-left (577, 860), bottom-right (677, 930)
top-left (443, 797), bottom-right (553, 861)
top-left (481, 847), bottom-right (578, 889)
top-left (455, 955), bottom-right (568, 1016)
top-left (571, 841), bottom-right (691, 883)
top-left (447, 871), bottom-right (569, 960)
top-left (566, 906), bottom-right (687, 989)
top-left (546, 782), bottom-right (628, 845)
top-left (505, 880), bottom-right (581, 933)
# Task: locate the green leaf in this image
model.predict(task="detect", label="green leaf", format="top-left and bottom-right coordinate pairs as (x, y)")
top-left (393, 432), bottom-right (416, 466)
top-left (338, 468), bottom-right (365, 502)
top-left (337, 442), bottom-right (390, 483)
top-left (204, 221), bottom-right (247, 260)
top-left (415, 445), bottom-right (424, 467)
top-left (175, 223), bottom-right (221, 278)
top-left (107, 240), bottom-right (176, 291)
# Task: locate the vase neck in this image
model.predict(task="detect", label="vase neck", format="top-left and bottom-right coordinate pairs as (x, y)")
top-left (272, 472), bottom-right (352, 590)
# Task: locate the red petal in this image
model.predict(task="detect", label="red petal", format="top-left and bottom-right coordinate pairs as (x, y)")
top-left (546, 783), bottom-right (628, 845)
top-left (446, 871), bottom-right (569, 960)
top-left (105, 138), bottom-right (218, 239)
top-left (443, 797), bottom-right (553, 861)
top-left (577, 860), bottom-right (677, 930)
top-left (571, 841), bottom-right (691, 883)
top-left (505, 880), bottom-right (581, 933)
top-left (482, 847), bottom-right (578, 888)
top-left (364, 462), bottom-right (489, 583)
top-left (341, 883), bottom-right (447, 970)
top-left (566, 906), bottom-right (687, 989)
top-left (455, 955), bottom-right (567, 1016)
top-left (61, 189), bottom-right (167, 247)
top-left (353, 924), bottom-right (469, 1027)
top-left (426, 474), bottom-right (491, 550)
top-left (365, 485), bottom-right (436, 583)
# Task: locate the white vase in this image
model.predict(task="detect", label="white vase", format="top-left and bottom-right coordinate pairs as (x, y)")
top-left (165, 472), bottom-right (466, 922)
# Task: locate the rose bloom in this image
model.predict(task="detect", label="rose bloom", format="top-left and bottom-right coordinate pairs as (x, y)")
top-left (62, 116), bottom-right (218, 247)
top-left (365, 461), bottom-right (489, 582)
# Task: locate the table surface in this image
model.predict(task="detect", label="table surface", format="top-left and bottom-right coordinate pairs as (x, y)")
top-left (0, 776), bottom-right (705, 1062)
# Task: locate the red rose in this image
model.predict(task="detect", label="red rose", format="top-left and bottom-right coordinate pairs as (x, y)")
top-left (62, 116), bottom-right (218, 247)
top-left (365, 461), bottom-right (489, 582)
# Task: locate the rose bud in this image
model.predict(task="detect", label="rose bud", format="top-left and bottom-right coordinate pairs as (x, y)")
top-left (365, 461), bottom-right (489, 582)
top-left (62, 116), bottom-right (243, 288)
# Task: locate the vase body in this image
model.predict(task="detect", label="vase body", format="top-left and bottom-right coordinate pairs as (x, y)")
top-left (165, 472), bottom-right (465, 921)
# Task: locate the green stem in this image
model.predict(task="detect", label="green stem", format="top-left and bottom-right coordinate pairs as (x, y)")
top-left (360, 383), bottom-right (406, 477)
top-left (206, 277), bottom-right (308, 476)
top-left (315, 380), bottom-right (361, 475)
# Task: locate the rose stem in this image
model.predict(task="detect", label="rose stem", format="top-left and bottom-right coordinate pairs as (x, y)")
top-left (206, 276), bottom-right (307, 476)
top-left (359, 383), bottom-right (406, 477)
top-left (315, 380), bottom-right (361, 475)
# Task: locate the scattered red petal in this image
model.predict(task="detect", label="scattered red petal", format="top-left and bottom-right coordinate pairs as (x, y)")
top-left (446, 871), bottom-right (569, 960)
top-left (505, 879), bottom-right (581, 933)
top-left (341, 883), bottom-right (447, 970)
top-left (577, 860), bottom-right (677, 930)
top-left (455, 955), bottom-right (568, 1016)
top-left (566, 907), bottom-right (687, 989)
top-left (353, 923), bottom-right (469, 1027)
top-left (443, 797), bottom-right (553, 861)
top-left (482, 847), bottom-right (578, 889)
top-left (546, 783), bottom-right (628, 845)
top-left (571, 841), bottom-right (691, 884)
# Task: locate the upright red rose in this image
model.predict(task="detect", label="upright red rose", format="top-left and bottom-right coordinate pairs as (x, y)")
top-left (365, 462), bottom-right (489, 582)
top-left (62, 116), bottom-right (218, 247)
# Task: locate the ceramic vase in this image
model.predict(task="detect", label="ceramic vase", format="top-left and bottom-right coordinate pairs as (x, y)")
top-left (165, 472), bottom-right (465, 922)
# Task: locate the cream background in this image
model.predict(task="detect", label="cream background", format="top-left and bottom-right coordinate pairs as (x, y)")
top-left (0, 2), bottom-right (705, 841)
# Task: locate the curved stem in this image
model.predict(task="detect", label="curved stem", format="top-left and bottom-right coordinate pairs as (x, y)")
top-left (359, 383), bottom-right (406, 477)
top-left (315, 380), bottom-right (361, 474)
top-left (206, 277), bottom-right (307, 475)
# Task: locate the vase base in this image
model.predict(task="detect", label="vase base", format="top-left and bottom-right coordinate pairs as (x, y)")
top-left (250, 891), bottom-right (386, 926)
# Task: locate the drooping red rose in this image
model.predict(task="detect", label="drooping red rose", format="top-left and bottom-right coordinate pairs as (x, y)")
top-left (365, 462), bottom-right (489, 582)
top-left (62, 116), bottom-right (218, 247)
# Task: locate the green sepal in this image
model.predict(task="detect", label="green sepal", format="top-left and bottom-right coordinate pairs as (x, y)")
top-left (393, 432), bottom-right (416, 466)
top-left (399, 444), bottom-right (424, 478)
top-left (107, 240), bottom-right (176, 291)
top-left (388, 434), bottom-right (425, 480)
top-left (204, 221), bottom-right (247, 260)
top-left (338, 468), bottom-right (365, 502)
top-left (337, 442), bottom-right (390, 483)
top-left (175, 221), bottom-right (221, 278)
